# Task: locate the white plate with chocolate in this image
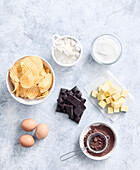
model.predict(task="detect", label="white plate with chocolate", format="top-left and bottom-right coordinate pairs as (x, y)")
top-left (79, 122), bottom-right (117, 160)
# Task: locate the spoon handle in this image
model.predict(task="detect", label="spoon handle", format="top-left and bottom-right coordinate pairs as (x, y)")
top-left (60, 147), bottom-right (86, 161)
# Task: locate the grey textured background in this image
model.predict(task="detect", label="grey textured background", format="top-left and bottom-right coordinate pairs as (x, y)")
top-left (0, 0), bottom-right (140, 170)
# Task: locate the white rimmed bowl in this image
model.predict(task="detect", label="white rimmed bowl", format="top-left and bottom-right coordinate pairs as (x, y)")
top-left (79, 122), bottom-right (117, 160)
top-left (90, 34), bottom-right (122, 65)
top-left (52, 34), bottom-right (83, 67)
top-left (6, 56), bottom-right (55, 105)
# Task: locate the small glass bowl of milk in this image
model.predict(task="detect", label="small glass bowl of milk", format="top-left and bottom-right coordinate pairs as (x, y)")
top-left (91, 34), bottom-right (122, 65)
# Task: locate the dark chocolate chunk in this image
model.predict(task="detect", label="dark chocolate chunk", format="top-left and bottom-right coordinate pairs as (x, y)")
top-left (75, 91), bottom-right (82, 99)
top-left (61, 94), bottom-right (67, 100)
top-left (56, 104), bottom-right (63, 112)
top-left (81, 98), bottom-right (86, 104)
top-left (59, 103), bottom-right (66, 113)
top-left (74, 103), bottom-right (86, 116)
top-left (74, 116), bottom-right (81, 123)
top-left (67, 90), bottom-right (73, 96)
top-left (71, 86), bottom-right (80, 93)
top-left (60, 88), bottom-right (68, 94)
top-left (65, 104), bottom-right (74, 119)
top-left (66, 94), bottom-right (81, 107)
top-left (57, 97), bottom-right (64, 104)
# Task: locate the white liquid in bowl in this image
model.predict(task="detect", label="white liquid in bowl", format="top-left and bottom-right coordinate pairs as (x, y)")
top-left (91, 35), bottom-right (122, 64)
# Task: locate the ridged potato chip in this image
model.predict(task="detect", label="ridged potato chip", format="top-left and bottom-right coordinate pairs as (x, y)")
top-left (38, 73), bottom-right (53, 89)
top-left (15, 60), bottom-right (23, 78)
top-left (21, 56), bottom-right (43, 72)
top-left (15, 85), bottom-right (20, 97)
top-left (20, 70), bottom-right (35, 88)
top-left (11, 81), bottom-right (19, 93)
top-left (19, 86), bottom-right (28, 98)
top-left (9, 65), bottom-right (19, 82)
top-left (26, 86), bottom-right (40, 99)
top-left (37, 90), bottom-right (49, 99)
top-left (21, 61), bottom-right (38, 78)
top-left (29, 56), bottom-right (43, 72)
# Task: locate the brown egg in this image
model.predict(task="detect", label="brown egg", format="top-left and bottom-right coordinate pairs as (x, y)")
top-left (36, 123), bottom-right (49, 139)
top-left (21, 119), bottom-right (37, 131)
top-left (19, 135), bottom-right (35, 147)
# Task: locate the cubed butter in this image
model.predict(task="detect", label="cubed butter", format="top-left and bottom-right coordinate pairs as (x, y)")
top-left (105, 92), bottom-right (110, 97)
top-left (91, 90), bottom-right (98, 98)
top-left (97, 93), bottom-right (102, 100)
top-left (106, 96), bottom-right (112, 104)
top-left (104, 80), bottom-right (113, 87)
top-left (108, 107), bottom-right (114, 114)
top-left (100, 84), bottom-right (110, 94)
top-left (98, 85), bottom-right (103, 91)
top-left (114, 86), bottom-right (120, 92)
top-left (107, 86), bottom-right (117, 95)
top-left (114, 107), bottom-right (120, 113)
top-left (119, 97), bottom-right (125, 104)
top-left (97, 92), bottom-right (106, 100)
top-left (121, 105), bottom-right (128, 112)
top-left (111, 99), bottom-right (122, 108)
top-left (98, 100), bottom-right (107, 109)
top-left (100, 93), bottom-right (106, 100)
top-left (121, 90), bottom-right (128, 98)
top-left (112, 93), bottom-right (121, 101)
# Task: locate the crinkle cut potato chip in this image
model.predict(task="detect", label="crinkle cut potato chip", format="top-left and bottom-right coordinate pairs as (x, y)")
top-left (9, 56), bottom-right (53, 99)
top-left (15, 60), bottom-right (23, 78)
top-left (20, 70), bottom-right (35, 88)
top-left (11, 81), bottom-right (19, 93)
top-left (20, 56), bottom-right (43, 72)
top-left (39, 73), bottom-right (53, 88)
top-left (29, 56), bottom-right (43, 72)
top-left (37, 90), bottom-right (49, 99)
top-left (26, 86), bottom-right (40, 99)
top-left (9, 65), bottom-right (19, 82)
top-left (21, 61), bottom-right (39, 78)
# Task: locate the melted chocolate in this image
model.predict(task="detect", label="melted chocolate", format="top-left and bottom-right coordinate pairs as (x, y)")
top-left (84, 124), bottom-right (115, 157)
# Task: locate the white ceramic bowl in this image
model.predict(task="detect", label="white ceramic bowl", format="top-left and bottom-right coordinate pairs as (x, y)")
top-left (79, 122), bottom-right (117, 160)
top-left (6, 56), bottom-right (55, 105)
top-left (52, 34), bottom-right (83, 67)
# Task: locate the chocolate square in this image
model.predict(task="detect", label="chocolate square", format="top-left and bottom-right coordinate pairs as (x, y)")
top-left (66, 94), bottom-right (81, 107)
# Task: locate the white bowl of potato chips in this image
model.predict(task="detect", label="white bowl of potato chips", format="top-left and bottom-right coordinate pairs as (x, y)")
top-left (6, 56), bottom-right (55, 105)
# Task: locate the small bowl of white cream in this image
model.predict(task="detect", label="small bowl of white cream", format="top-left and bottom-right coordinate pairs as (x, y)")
top-left (52, 34), bottom-right (83, 67)
top-left (91, 34), bottom-right (122, 65)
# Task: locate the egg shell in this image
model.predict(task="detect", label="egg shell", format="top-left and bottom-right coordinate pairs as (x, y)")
top-left (19, 135), bottom-right (35, 147)
top-left (21, 119), bottom-right (37, 131)
top-left (36, 123), bottom-right (49, 139)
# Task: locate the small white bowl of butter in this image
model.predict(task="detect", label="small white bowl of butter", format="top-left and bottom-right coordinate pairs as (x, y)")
top-left (52, 34), bottom-right (83, 67)
top-left (91, 34), bottom-right (122, 65)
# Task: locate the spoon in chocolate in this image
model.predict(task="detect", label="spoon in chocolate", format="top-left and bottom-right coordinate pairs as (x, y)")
top-left (60, 132), bottom-right (110, 161)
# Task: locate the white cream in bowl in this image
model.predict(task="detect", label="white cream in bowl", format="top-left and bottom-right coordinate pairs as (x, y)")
top-left (91, 34), bottom-right (122, 65)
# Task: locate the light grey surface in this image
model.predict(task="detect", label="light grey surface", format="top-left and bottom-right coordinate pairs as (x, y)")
top-left (0, 0), bottom-right (140, 170)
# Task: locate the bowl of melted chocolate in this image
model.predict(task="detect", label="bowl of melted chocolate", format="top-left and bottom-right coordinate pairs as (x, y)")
top-left (79, 122), bottom-right (117, 160)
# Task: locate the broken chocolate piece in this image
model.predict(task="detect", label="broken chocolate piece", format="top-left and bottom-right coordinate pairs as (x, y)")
top-left (75, 91), bottom-right (82, 99)
top-left (71, 86), bottom-right (80, 93)
top-left (81, 98), bottom-right (86, 104)
top-left (60, 88), bottom-right (68, 94)
top-left (67, 95), bottom-right (81, 107)
top-left (56, 104), bottom-right (63, 112)
top-left (74, 116), bottom-right (81, 123)
top-left (56, 86), bottom-right (86, 124)
top-left (65, 104), bottom-right (74, 119)
top-left (57, 97), bottom-right (64, 104)
top-left (67, 90), bottom-right (73, 96)
top-left (74, 104), bottom-right (86, 117)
